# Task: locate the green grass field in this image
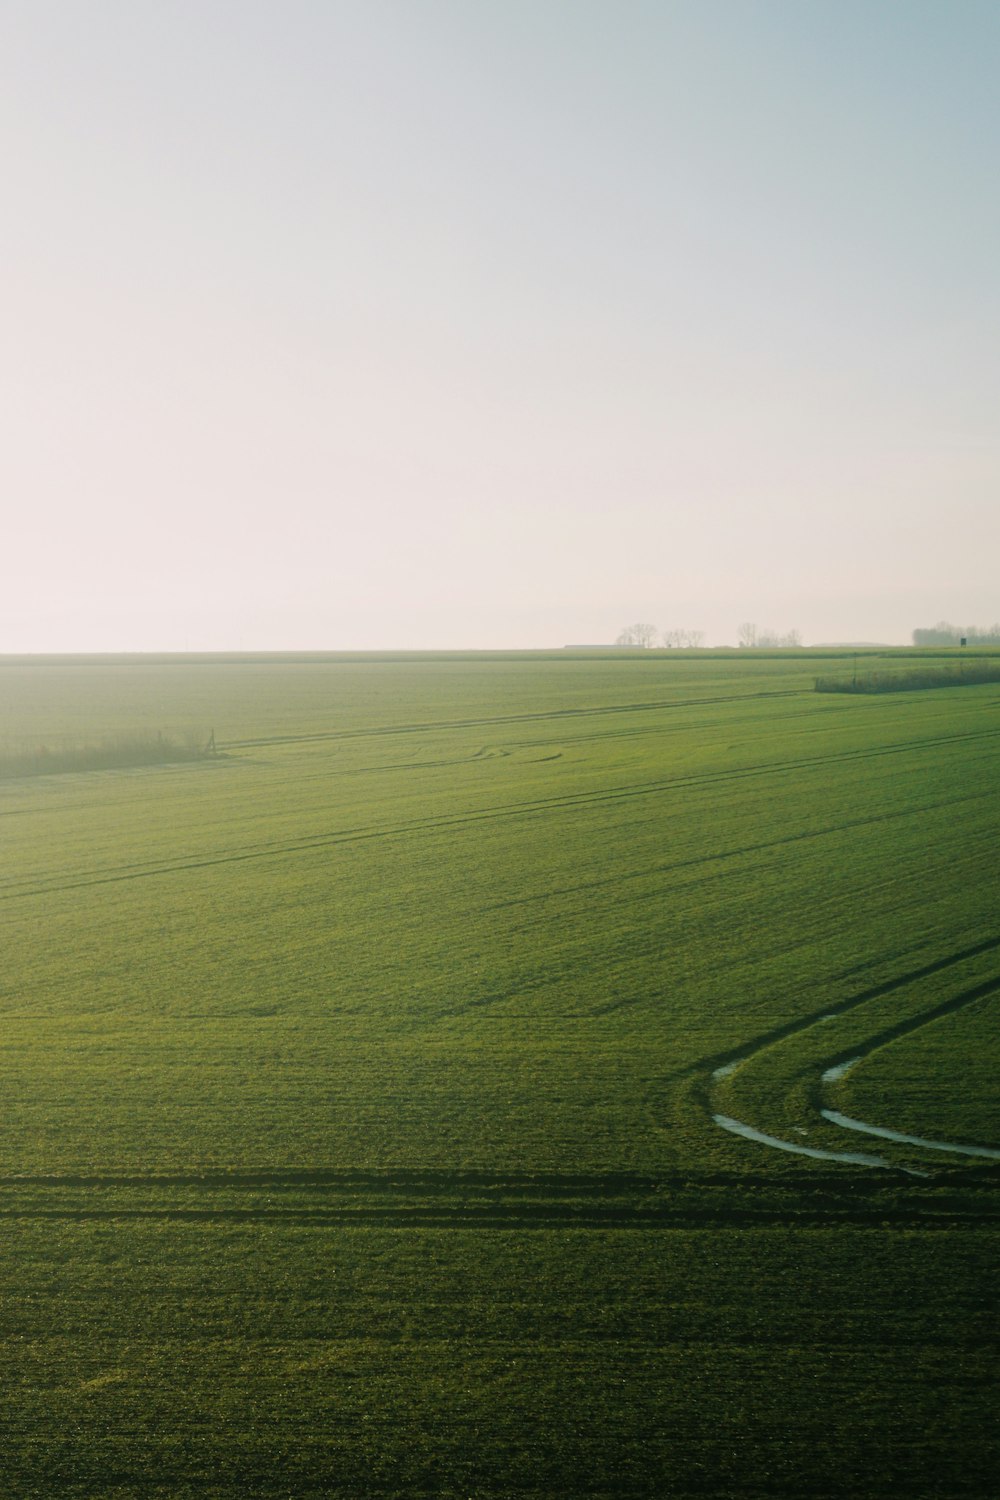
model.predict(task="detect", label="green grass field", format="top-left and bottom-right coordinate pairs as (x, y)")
top-left (1, 650), bottom-right (998, 1496)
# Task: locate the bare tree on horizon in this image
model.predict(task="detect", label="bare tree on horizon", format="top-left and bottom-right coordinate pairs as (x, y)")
top-left (616, 623), bottom-right (659, 648)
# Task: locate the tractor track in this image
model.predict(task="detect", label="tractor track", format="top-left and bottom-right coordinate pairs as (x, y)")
top-left (700, 944), bottom-right (1000, 1172)
top-left (4, 726), bottom-right (998, 904)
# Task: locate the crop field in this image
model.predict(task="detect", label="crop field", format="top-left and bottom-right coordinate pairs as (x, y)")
top-left (1, 649), bottom-right (998, 1497)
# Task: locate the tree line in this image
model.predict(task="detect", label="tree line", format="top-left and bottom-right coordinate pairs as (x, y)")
top-left (615, 624), bottom-right (705, 648)
top-left (614, 623), bottom-right (802, 648)
top-left (737, 623), bottom-right (801, 648)
top-left (912, 621), bottom-right (1000, 646)
top-left (0, 730), bottom-right (216, 780)
top-left (817, 662), bottom-right (1000, 694)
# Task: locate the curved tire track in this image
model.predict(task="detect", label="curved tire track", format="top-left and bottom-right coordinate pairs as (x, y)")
top-left (703, 943), bottom-right (1000, 1172)
top-left (819, 1110), bottom-right (1000, 1160)
top-left (815, 974), bottom-right (1000, 1160)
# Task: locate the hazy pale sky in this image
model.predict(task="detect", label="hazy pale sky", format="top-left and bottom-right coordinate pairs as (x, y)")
top-left (4, 0), bottom-right (998, 650)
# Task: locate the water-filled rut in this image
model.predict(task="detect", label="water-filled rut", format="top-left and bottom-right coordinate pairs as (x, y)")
top-left (704, 944), bottom-right (1000, 1172)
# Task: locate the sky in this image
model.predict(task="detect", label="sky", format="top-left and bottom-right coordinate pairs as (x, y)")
top-left (3, 0), bottom-right (999, 651)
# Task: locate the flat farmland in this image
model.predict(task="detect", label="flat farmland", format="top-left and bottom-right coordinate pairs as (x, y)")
top-left (1, 650), bottom-right (998, 1496)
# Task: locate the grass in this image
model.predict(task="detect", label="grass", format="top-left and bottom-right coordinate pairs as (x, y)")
top-left (1, 648), bottom-right (997, 1494)
top-left (4, 1220), bottom-right (996, 1498)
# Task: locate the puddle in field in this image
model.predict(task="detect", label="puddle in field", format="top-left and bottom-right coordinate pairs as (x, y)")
top-left (821, 1058), bottom-right (861, 1083)
top-left (821, 1109), bottom-right (1000, 1160)
top-left (713, 1113), bottom-right (890, 1168)
top-left (711, 1061), bottom-right (740, 1080)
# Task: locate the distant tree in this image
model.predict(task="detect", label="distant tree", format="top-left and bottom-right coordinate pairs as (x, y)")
top-left (757, 627), bottom-right (802, 648)
top-left (912, 621), bottom-right (960, 646)
top-left (912, 621), bottom-right (1000, 646)
top-left (663, 628), bottom-right (705, 648)
top-left (739, 623), bottom-right (801, 647)
top-left (616, 623), bottom-right (659, 647)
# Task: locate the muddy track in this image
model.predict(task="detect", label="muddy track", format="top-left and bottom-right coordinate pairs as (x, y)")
top-left (700, 942), bottom-right (1000, 1171)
